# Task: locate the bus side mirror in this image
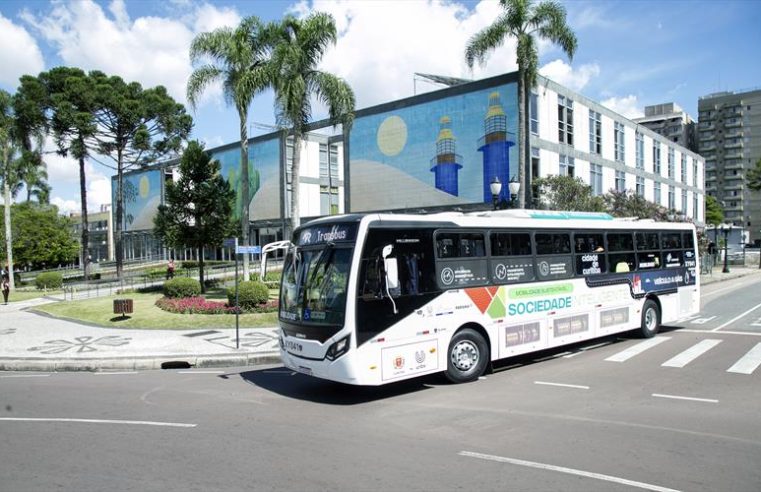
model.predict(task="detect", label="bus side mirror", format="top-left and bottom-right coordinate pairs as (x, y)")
top-left (382, 245), bottom-right (399, 291)
top-left (382, 245), bottom-right (399, 314)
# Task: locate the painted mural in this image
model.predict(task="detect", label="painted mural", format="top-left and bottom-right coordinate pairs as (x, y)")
top-left (349, 83), bottom-right (519, 211)
top-left (111, 168), bottom-right (162, 231)
top-left (213, 137), bottom-right (281, 222)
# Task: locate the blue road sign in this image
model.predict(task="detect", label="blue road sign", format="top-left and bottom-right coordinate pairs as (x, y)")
top-left (223, 238), bottom-right (238, 248)
top-left (236, 245), bottom-right (262, 254)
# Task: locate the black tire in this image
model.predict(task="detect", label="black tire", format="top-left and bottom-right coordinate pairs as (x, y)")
top-left (639, 299), bottom-right (660, 338)
top-left (445, 328), bottom-right (489, 383)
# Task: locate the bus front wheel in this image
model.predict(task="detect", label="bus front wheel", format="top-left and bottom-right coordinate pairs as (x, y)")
top-left (639, 299), bottom-right (661, 338)
top-left (445, 328), bottom-right (488, 383)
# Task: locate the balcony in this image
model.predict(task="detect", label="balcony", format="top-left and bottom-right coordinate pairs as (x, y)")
top-left (699, 132), bottom-right (716, 141)
top-left (698, 122), bottom-right (715, 130)
top-left (725, 140), bottom-right (744, 149)
top-left (700, 142), bottom-right (716, 152)
top-left (724, 183), bottom-right (744, 191)
top-left (725, 152), bottom-right (744, 160)
top-left (725, 130), bottom-right (743, 138)
top-left (724, 119), bottom-right (742, 128)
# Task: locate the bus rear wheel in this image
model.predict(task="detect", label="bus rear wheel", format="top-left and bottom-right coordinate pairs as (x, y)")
top-left (639, 299), bottom-right (660, 338)
top-left (445, 328), bottom-right (488, 383)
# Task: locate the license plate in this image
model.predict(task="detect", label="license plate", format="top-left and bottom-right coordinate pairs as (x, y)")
top-left (295, 365), bottom-right (313, 376)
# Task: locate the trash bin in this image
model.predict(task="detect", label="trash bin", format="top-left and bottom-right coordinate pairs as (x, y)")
top-left (113, 298), bottom-right (134, 317)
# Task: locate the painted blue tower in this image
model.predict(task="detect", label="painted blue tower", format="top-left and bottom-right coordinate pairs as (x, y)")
top-left (478, 92), bottom-right (515, 203)
top-left (430, 116), bottom-right (462, 196)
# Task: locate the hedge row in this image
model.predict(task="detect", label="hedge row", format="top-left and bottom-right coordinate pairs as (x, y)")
top-left (227, 281), bottom-right (269, 309)
top-left (163, 277), bottom-right (201, 298)
top-left (35, 272), bottom-right (63, 290)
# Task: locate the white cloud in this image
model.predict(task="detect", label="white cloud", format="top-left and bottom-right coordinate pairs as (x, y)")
top-left (20, 1), bottom-right (240, 105)
top-left (0, 13), bottom-right (44, 87)
top-left (51, 197), bottom-right (80, 215)
top-left (87, 176), bottom-right (113, 210)
top-left (295, 0), bottom-right (513, 109)
top-left (539, 59), bottom-right (600, 92)
top-left (600, 95), bottom-right (644, 119)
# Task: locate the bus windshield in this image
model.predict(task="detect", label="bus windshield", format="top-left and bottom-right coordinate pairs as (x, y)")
top-left (280, 245), bottom-right (352, 326)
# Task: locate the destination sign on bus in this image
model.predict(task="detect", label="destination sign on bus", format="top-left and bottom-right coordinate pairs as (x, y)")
top-left (298, 224), bottom-right (357, 246)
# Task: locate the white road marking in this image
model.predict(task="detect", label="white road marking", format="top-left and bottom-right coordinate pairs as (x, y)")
top-left (661, 339), bottom-right (723, 368)
top-left (711, 302), bottom-right (761, 332)
top-left (681, 329), bottom-right (761, 337)
top-left (652, 393), bottom-right (719, 404)
top-left (459, 451), bottom-right (681, 492)
top-left (605, 337), bottom-right (671, 362)
top-left (0, 374), bottom-right (50, 378)
top-left (727, 342), bottom-right (761, 375)
top-left (92, 372), bottom-right (138, 376)
top-left (534, 381), bottom-right (589, 390)
top-left (0, 418), bottom-right (196, 427)
top-left (690, 316), bottom-right (717, 325)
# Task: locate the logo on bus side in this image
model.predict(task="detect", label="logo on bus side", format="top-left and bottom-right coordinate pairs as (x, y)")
top-left (441, 267), bottom-right (455, 285)
top-left (393, 356), bottom-right (405, 369)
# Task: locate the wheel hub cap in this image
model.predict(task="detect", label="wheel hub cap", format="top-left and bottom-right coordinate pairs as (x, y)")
top-left (451, 341), bottom-right (479, 371)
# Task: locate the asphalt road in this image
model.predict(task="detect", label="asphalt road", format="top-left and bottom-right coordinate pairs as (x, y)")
top-left (2, 277), bottom-right (760, 491)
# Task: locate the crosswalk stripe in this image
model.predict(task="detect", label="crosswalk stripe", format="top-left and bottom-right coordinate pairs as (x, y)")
top-left (605, 337), bottom-right (671, 363)
top-left (661, 339), bottom-right (723, 368)
top-left (727, 342), bottom-right (761, 375)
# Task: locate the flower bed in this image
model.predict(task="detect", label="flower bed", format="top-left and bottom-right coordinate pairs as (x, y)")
top-left (155, 296), bottom-right (279, 315)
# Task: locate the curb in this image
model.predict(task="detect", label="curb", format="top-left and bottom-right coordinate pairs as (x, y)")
top-left (0, 353), bottom-right (282, 372)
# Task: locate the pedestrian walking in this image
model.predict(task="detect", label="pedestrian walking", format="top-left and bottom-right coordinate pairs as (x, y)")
top-left (1, 273), bottom-right (9, 304)
top-left (166, 259), bottom-right (175, 280)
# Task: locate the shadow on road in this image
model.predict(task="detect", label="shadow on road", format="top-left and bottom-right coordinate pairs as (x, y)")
top-left (237, 366), bottom-right (438, 405)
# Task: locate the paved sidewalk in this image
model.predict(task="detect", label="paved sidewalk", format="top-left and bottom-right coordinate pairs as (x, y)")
top-left (0, 298), bottom-right (280, 372)
top-left (2, 267), bottom-right (760, 372)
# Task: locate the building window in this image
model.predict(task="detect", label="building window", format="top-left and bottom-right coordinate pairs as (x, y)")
top-left (693, 160), bottom-right (698, 187)
top-left (636, 176), bottom-right (645, 197)
top-left (590, 163), bottom-right (602, 196)
top-left (589, 110), bottom-right (601, 154)
top-left (615, 170), bottom-right (626, 192)
top-left (681, 189), bottom-right (687, 215)
top-left (636, 132), bottom-right (644, 170)
top-left (694, 196), bottom-right (699, 221)
top-left (668, 148), bottom-right (675, 179)
top-left (559, 154), bottom-right (575, 177)
top-left (681, 155), bottom-right (687, 183)
top-left (531, 147), bottom-right (540, 182)
top-left (319, 143), bottom-right (329, 179)
top-left (614, 121), bottom-right (625, 162)
top-left (530, 92), bottom-right (538, 135)
top-left (653, 143), bottom-right (661, 175)
top-left (668, 185), bottom-right (675, 210)
top-left (654, 182), bottom-right (662, 205)
top-left (558, 95), bottom-right (574, 145)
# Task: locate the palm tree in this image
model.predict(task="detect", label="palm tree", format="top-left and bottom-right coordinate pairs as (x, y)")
top-left (188, 16), bottom-right (276, 281)
top-left (465, 0), bottom-right (577, 208)
top-left (20, 154), bottom-right (49, 203)
top-left (270, 12), bottom-right (355, 232)
top-left (0, 89), bottom-right (22, 289)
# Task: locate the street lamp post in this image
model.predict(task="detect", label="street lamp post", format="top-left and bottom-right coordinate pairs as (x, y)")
top-left (508, 176), bottom-right (521, 209)
top-left (490, 176), bottom-right (502, 211)
top-left (721, 223), bottom-right (732, 273)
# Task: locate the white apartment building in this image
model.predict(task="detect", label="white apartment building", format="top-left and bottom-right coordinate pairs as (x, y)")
top-left (530, 76), bottom-right (705, 225)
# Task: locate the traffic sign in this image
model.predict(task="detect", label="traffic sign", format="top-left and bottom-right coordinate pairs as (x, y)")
top-left (236, 245), bottom-right (262, 254)
top-left (223, 238), bottom-right (238, 248)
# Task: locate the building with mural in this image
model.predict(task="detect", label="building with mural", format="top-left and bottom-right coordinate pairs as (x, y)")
top-left (111, 71), bottom-right (704, 262)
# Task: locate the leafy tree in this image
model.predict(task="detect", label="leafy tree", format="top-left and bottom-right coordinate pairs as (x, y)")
top-left (533, 175), bottom-right (604, 212)
top-left (13, 72), bottom-right (50, 206)
top-left (271, 13), bottom-right (355, 232)
top-left (704, 194), bottom-right (724, 226)
top-left (466, 0), bottom-right (577, 208)
top-left (90, 72), bottom-right (192, 279)
top-left (153, 141), bottom-right (235, 293)
top-left (603, 189), bottom-right (669, 221)
top-left (187, 16), bottom-right (276, 281)
top-left (30, 67), bottom-right (100, 278)
top-left (0, 202), bottom-right (79, 269)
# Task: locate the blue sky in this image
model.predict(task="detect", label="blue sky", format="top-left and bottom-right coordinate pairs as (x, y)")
top-left (0, 0), bottom-right (759, 213)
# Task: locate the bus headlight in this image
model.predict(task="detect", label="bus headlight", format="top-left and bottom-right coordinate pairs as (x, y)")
top-left (326, 335), bottom-right (351, 361)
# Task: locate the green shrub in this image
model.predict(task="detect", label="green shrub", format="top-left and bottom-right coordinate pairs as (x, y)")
top-left (35, 272), bottom-right (63, 290)
top-left (228, 281), bottom-right (269, 309)
top-left (163, 277), bottom-right (201, 298)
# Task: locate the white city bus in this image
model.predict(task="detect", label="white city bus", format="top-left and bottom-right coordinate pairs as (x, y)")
top-left (277, 210), bottom-right (699, 385)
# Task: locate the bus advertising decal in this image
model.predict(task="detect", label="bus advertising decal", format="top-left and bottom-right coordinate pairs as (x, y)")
top-left (381, 340), bottom-right (439, 382)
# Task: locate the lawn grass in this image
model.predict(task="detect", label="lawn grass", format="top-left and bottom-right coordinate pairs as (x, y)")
top-left (34, 292), bottom-right (278, 330)
top-left (7, 289), bottom-right (63, 303)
